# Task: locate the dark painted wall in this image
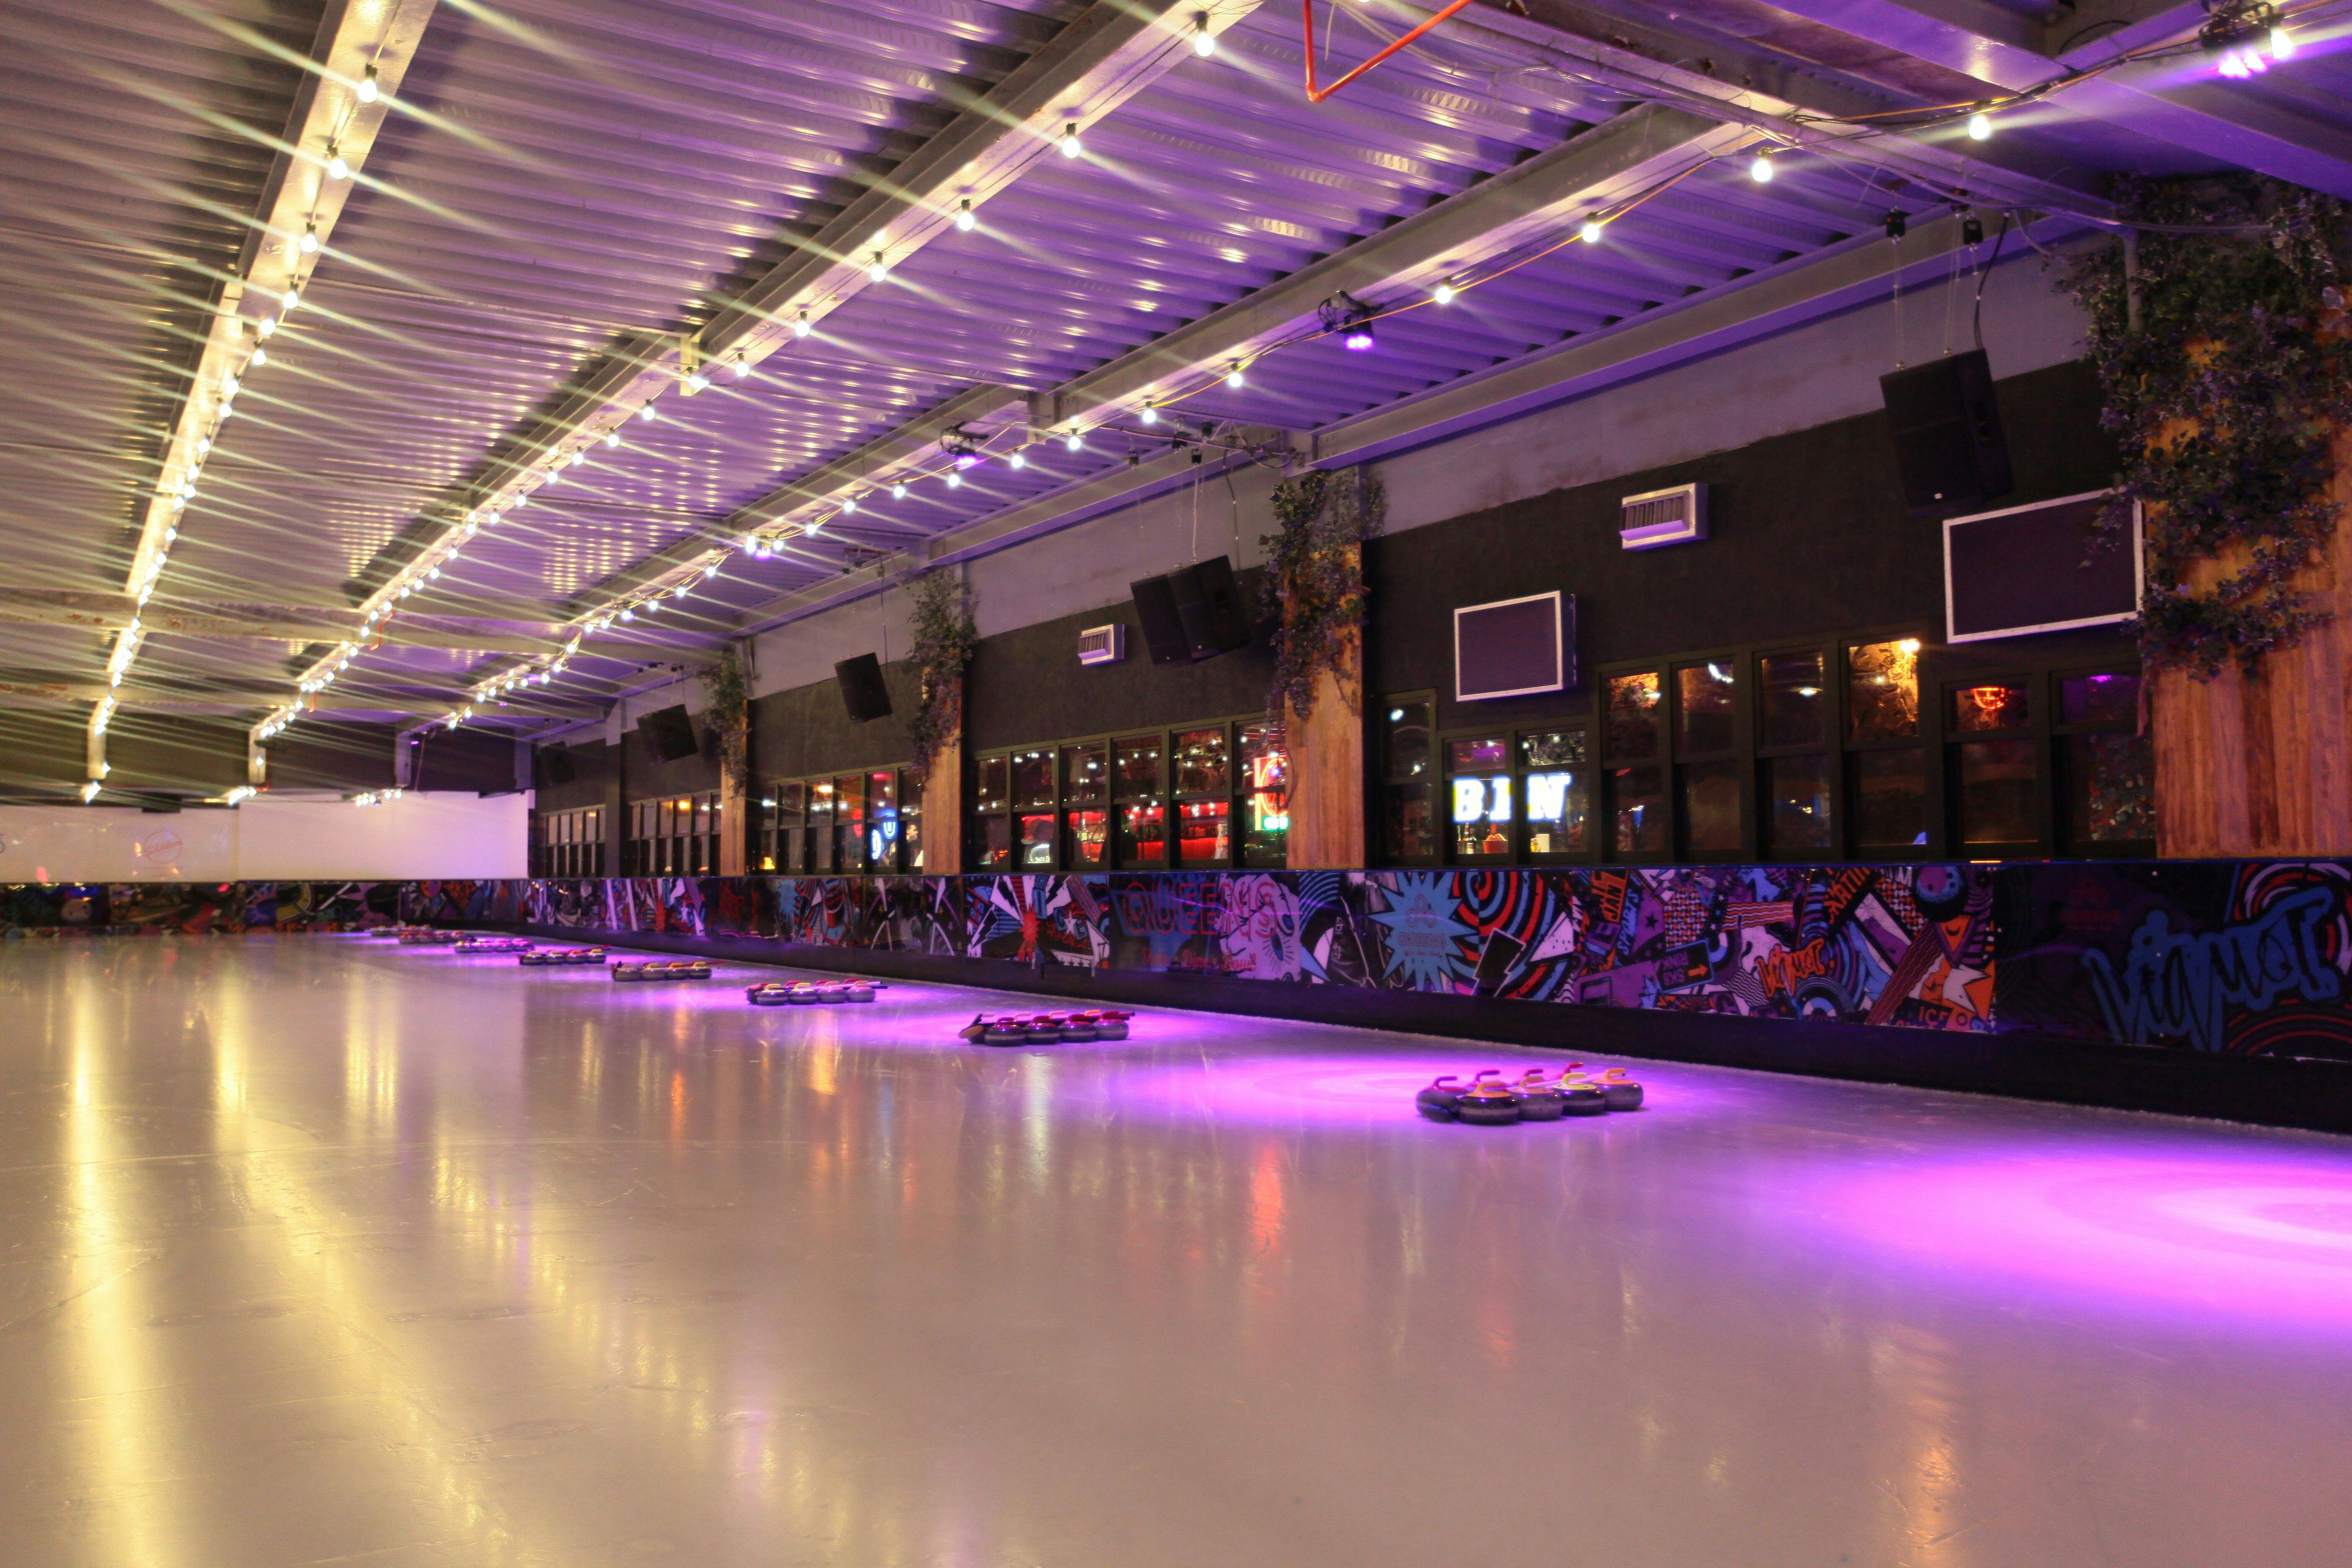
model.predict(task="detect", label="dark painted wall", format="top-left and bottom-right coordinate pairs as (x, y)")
top-left (750, 660), bottom-right (920, 781)
top-left (621, 717), bottom-right (721, 800)
top-left (534, 739), bottom-right (614, 811)
top-left (963, 564), bottom-right (1277, 750)
top-left (1365, 358), bottom-right (2130, 732)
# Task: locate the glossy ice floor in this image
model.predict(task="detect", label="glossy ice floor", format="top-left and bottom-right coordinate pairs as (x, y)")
top-left (5, 939), bottom-right (2351, 1568)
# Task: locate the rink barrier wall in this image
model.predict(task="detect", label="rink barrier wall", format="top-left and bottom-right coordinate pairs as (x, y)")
top-left (6, 864), bottom-right (2350, 1131)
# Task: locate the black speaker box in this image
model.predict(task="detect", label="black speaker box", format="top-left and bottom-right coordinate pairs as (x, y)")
top-left (1130, 555), bottom-right (1253, 665)
top-left (1880, 349), bottom-right (2013, 514)
top-left (541, 749), bottom-right (577, 785)
top-left (1130, 573), bottom-right (1192, 666)
top-left (638, 704), bottom-right (700, 763)
top-left (836, 653), bottom-right (893, 722)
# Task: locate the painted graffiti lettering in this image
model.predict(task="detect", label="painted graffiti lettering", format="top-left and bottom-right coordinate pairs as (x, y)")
top-left (1756, 937), bottom-right (1831, 1000)
top-left (2081, 889), bottom-right (2342, 1052)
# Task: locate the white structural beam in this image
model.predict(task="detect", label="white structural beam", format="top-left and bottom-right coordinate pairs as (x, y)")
top-left (1728, 0), bottom-right (2352, 199)
top-left (334, 0), bottom-right (1265, 698)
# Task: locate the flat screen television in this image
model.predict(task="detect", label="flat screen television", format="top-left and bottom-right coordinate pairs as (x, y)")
top-left (1944, 489), bottom-right (2141, 643)
top-left (1455, 590), bottom-right (1573, 701)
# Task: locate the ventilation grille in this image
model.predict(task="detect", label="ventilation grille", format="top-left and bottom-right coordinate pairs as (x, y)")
top-left (1619, 482), bottom-right (1708, 550)
top-left (1077, 623), bottom-right (1127, 665)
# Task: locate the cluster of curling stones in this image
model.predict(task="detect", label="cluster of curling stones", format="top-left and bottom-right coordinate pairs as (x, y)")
top-left (1416, 1065), bottom-right (1644, 1124)
top-left (746, 978), bottom-right (878, 1006)
top-left (957, 1009), bottom-right (1132, 1045)
top-left (610, 959), bottom-right (712, 982)
top-left (519, 946), bottom-right (606, 966)
top-left (394, 927), bottom-right (456, 946)
top-left (454, 934), bottom-right (534, 954)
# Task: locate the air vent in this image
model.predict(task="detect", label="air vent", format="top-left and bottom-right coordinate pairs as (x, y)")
top-left (1619, 482), bottom-right (1708, 550)
top-left (1077, 623), bottom-right (1127, 665)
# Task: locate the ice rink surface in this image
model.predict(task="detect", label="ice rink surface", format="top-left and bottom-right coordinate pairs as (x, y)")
top-left (3, 935), bottom-right (2349, 1566)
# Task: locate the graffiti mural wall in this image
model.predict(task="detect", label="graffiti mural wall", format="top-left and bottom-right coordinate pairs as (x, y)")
top-left (1994, 861), bottom-right (2352, 1059)
top-left (15, 861), bottom-right (2352, 1063)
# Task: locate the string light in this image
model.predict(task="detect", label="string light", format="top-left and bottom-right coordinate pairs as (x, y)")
top-left (1581, 220), bottom-right (1604, 242)
top-left (1224, 361), bottom-right (1245, 387)
top-left (1431, 282), bottom-right (1455, 305)
top-left (326, 144), bottom-right (349, 179)
top-left (1749, 151), bottom-right (1774, 183)
top-left (638, 402), bottom-right (657, 420)
top-left (1191, 12), bottom-right (1216, 55)
top-left (299, 222), bottom-right (320, 253)
top-left (1060, 121), bottom-right (1082, 157)
top-left (280, 287), bottom-right (300, 312)
top-left (685, 369), bottom-right (710, 392)
top-left (1967, 112), bottom-right (1991, 140)
top-left (250, 346), bottom-right (268, 367)
top-left (956, 198), bottom-right (975, 231)
top-left (869, 250), bottom-right (890, 281)
top-left (2273, 22), bottom-right (2298, 57)
top-left (731, 358), bottom-right (751, 379)
top-left (1139, 405), bottom-right (1158, 425)
top-left (841, 495), bottom-right (859, 513)
top-left (794, 309), bottom-right (811, 338)
top-left (890, 482), bottom-right (907, 499)
top-left (604, 430), bottom-right (619, 447)
top-left (946, 470), bottom-right (962, 488)
top-left (356, 64), bottom-right (379, 103)
top-left (1064, 429), bottom-right (1082, 451)
top-left (1009, 449), bottom-right (1026, 468)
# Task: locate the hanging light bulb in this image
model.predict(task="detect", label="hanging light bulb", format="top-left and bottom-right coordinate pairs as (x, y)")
top-left (619, 607), bottom-right (634, 622)
top-left (250, 346), bottom-right (268, 367)
top-left (1139, 405), bottom-right (1158, 425)
top-left (257, 316), bottom-right (276, 339)
top-left (1192, 12), bottom-right (1216, 55)
top-left (1431, 281), bottom-right (1456, 304)
top-left (869, 250), bottom-right (890, 281)
top-left (946, 470), bottom-right (962, 488)
top-left (196, 436), bottom-right (211, 456)
top-left (281, 286), bottom-right (300, 313)
top-left (703, 563), bottom-right (718, 576)
top-left (890, 482), bottom-right (907, 499)
top-left (732, 358), bottom-right (751, 379)
top-left (1009, 449), bottom-right (1026, 468)
top-left (1224, 361), bottom-right (1245, 387)
top-left (299, 222), bottom-right (320, 253)
top-left (1749, 151), bottom-right (1775, 183)
top-left (684, 370), bottom-right (710, 392)
top-left (956, 198), bottom-right (976, 231)
top-left (2271, 22), bottom-right (2297, 58)
top-left (326, 144), bottom-right (350, 180)
top-left (638, 402), bottom-right (657, 421)
top-left (793, 309), bottom-right (811, 338)
top-left (841, 495), bottom-right (859, 513)
top-left (604, 430), bottom-right (619, 448)
top-left (1060, 121), bottom-right (1082, 157)
top-left (1967, 111), bottom-right (1992, 140)
top-left (356, 64), bottom-right (379, 103)
top-left (1065, 429), bottom-right (1082, 451)
top-left (1581, 220), bottom-right (1604, 242)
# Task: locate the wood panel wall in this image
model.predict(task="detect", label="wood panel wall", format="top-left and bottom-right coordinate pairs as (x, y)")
top-left (1282, 547), bottom-right (1367, 869)
top-left (920, 678), bottom-right (963, 874)
top-left (2152, 433), bottom-right (2352, 855)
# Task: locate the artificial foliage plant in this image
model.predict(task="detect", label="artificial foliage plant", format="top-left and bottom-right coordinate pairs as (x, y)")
top-left (1260, 466), bottom-right (1385, 722)
top-left (696, 642), bottom-right (753, 794)
top-left (905, 568), bottom-right (976, 791)
top-left (2066, 173), bottom-right (2352, 678)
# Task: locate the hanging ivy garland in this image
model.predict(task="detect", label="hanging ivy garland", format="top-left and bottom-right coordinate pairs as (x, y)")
top-left (905, 569), bottom-right (976, 791)
top-left (696, 642), bottom-right (753, 794)
top-left (1261, 467), bottom-right (1384, 722)
top-left (2065, 173), bottom-right (2352, 678)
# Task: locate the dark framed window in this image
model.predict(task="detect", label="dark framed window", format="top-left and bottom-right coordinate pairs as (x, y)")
top-left (1946, 673), bottom-right (2040, 852)
top-left (754, 769), bottom-right (920, 872)
top-left (1847, 637), bottom-right (1929, 857)
top-left (2054, 669), bottom-right (2153, 855)
top-left (967, 717), bottom-right (1284, 872)
top-left (622, 793), bottom-right (717, 877)
top-left (1674, 658), bottom-right (1744, 860)
top-left (1379, 695), bottom-right (1438, 864)
top-left (531, 807), bottom-right (604, 877)
top-left (1603, 669), bottom-right (1668, 859)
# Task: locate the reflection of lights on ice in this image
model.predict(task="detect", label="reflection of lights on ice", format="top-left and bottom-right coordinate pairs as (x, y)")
top-left (1452, 775), bottom-right (1509, 824)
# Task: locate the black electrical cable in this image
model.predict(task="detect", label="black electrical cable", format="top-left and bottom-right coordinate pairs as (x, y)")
top-left (1974, 210), bottom-right (2011, 352)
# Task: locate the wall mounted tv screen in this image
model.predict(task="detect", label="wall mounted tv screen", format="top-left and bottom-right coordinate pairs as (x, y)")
top-left (1455, 591), bottom-right (1573, 702)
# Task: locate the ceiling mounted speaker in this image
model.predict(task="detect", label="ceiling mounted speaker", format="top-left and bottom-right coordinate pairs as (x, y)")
top-left (1881, 348), bottom-right (2013, 514)
top-left (637, 704), bottom-right (699, 762)
top-left (836, 653), bottom-right (892, 722)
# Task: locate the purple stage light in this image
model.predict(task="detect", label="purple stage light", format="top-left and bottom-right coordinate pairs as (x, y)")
top-left (1343, 328), bottom-right (1376, 352)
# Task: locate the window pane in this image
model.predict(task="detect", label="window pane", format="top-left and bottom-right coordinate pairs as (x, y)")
top-left (1018, 812), bottom-right (1055, 866)
top-left (1681, 760), bottom-right (1742, 856)
top-left (1853, 749), bottom-right (1927, 850)
top-left (1760, 651), bottom-right (1829, 749)
top-left (1676, 663), bottom-right (1738, 754)
top-left (1605, 673), bottom-right (1663, 760)
top-left (1767, 754), bottom-right (1834, 854)
top-left (1384, 701), bottom-right (1433, 783)
top-left (1447, 736), bottom-right (1507, 772)
top-left (1012, 748), bottom-right (1054, 808)
top-left (777, 781), bottom-right (805, 818)
top-left (1451, 774), bottom-right (1512, 858)
top-left (1241, 722), bottom-right (1288, 868)
top-left (1114, 735), bottom-right (1163, 797)
top-left (1848, 640), bottom-right (1922, 740)
top-left (809, 778), bottom-right (836, 824)
top-left (1520, 730), bottom-right (1584, 770)
top-left (1066, 809), bottom-right (1108, 867)
top-left (1384, 781), bottom-right (1436, 861)
top-left (972, 757), bottom-right (1008, 813)
top-left (1061, 744), bottom-right (1108, 803)
top-left (2066, 732), bottom-right (2154, 844)
top-left (1173, 728), bottom-right (1229, 795)
top-left (1951, 681), bottom-right (2030, 733)
top-left (1119, 800), bottom-right (1166, 864)
top-left (1611, 766), bottom-right (1666, 854)
top-left (1178, 799), bottom-right (1230, 863)
top-left (1524, 768), bottom-right (1588, 856)
top-left (903, 802), bottom-right (924, 871)
top-left (2061, 672), bottom-right (2141, 725)
top-left (868, 772), bottom-right (898, 866)
top-left (971, 814), bottom-right (1010, 870)
top-left (1957, 738), bottom-right (2038, 845)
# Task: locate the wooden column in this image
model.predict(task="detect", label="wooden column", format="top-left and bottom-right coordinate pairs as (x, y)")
top-left (919, 676), bottom-right (963, 874)
top-left (716, 671), bottom-right (751, 876)
top-left (1281, 546), bottom-right (1367, 869)
top-left (2152, 431), bottom-right (2352, 855)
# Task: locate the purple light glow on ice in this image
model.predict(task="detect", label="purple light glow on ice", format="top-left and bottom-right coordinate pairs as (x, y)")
top-left (1820, 1143), bottom-right (2352, 1334)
